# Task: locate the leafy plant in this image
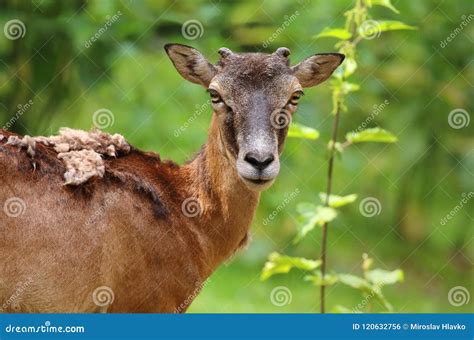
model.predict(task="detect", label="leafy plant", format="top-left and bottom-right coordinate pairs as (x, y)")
top-left (263, 253), bottom-right (404, 312)
top-left (262, 0), bottom-right (415, 313)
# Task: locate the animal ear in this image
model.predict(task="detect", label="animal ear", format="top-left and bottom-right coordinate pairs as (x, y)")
top-left (164, 43), bottom-right (217, 87)
top-left (291, 53), bottom-right (345, 88)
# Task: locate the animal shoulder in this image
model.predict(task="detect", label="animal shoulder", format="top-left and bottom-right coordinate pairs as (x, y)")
top-left (0, 128), bottom-right (179, 191)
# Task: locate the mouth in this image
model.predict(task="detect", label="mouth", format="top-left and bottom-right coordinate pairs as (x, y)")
top-left (240, 176), bottom-right (275, 191)
top-left (244, 177), bottom-right (272, 185)
top-left (236, 156), bottom-right (280, 191)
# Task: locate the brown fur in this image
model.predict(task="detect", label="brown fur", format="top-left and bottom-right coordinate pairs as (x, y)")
top-left (0, 120), bottom-right (258, 313)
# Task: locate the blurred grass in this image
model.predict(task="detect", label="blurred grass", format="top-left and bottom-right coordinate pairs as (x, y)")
top-left (189, 260), bottom-right (472, 313)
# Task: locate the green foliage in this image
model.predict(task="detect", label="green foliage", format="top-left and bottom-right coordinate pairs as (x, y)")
top-left (315, 27), bottom-right (352, 40)
top-left (319, 193), bottom-right (358, 208)
top-left (264, 252), bottom-right (404, 312)
top-left (345, 128), bottom-right (398, 144)
top-left (292, 194), bottom-right (357, 243)
top-left (338, 273), bottom-right (373, 290)
top-left (305, 272), bottom-right (339, 286)
top-left (288, 122), bottom-right (320, 140)
top-left (261, 0), bottom-right (410, 313)
top-left (359, 20), bottom-right (417, 35)
top-left (365, 269), bottom-right (404, 286)
top-left (368, 0), bottom-right (400, 13)
top-left (293, 203), bottom-right (337, 243)
top-left (309, 256), bottom-right (404, 312)
top-left (332, 305), bottom-right (357, 313)
top-left (261, 252), bottom-right (321, 281)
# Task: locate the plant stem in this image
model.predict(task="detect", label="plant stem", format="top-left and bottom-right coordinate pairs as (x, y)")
top-left (319, 0), bottom-right (365, 314)
top-left (320, 101), bottom-right (342, 314)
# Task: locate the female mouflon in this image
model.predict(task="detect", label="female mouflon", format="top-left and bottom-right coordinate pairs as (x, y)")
top-left (0, 44), bottom-right (344, 312)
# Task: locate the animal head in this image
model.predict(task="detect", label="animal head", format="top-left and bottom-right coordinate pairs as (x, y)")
top-left (165, 44), bottom-right (344, 192)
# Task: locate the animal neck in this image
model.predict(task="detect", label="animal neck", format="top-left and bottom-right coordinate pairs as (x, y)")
top-left (184, 115), bottom-right (260, 267)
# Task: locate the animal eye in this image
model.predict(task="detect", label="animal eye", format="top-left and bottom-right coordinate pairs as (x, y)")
top-left (289, 91), bottom-right (304, 105)
top-left (208, 89), bottom-right (223, 104)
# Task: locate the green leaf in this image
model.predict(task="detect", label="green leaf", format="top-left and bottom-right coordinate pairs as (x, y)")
top-left (314, 206), bottom-right (338, 224)
top-left (365, 269), bottom-right (404, 286)
top-left (305, 272), bottom-right (339, 286)
top-left (334, 142), bottom-right (344, 154)
top-left (261, 252), bottom-right (321, 281)
top-left (341, 81), bottom-right (360, 94)
top-left (362, 254), bottom-right (374, 271)
top-left (343, 57), bottom-right (357, 78)
top-left (293, 203), bottom-right (337, 243)
top-left (377, 20), bottom-right (417, 32)
top-left (315, 27), bottom-right (352, 40)
top-left (369, 0), bottom-right (400, 13)
top-left (370, 288), bottom-right (394, 312)
top-left (337, 273), bottom-right (373, 290)
top-left (332, 305), bottom-right (359, 313)
top-left (296, 202), bottom-right (319, 218)
top-left (376, 294), bottom-right (394, 312)
top-left (359, 21), bottom-right (416, 37)
top-left (334, 270), bottom-right (400, 312)
top-left (288, 123), bottom-right (320, 140)
top-left (293, 203), bottom-right (319, 243)
top-left (319, 193), bottom-right (358, 208)
top-left (345, 128), bottom-right (398, 144)
top-left (336, 273), bottom-right (395, 311)
top-left (330, 79), bottom-right (359, 94)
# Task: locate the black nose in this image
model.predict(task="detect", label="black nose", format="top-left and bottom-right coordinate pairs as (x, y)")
top-left (244, 152), bottom-right (275, 170)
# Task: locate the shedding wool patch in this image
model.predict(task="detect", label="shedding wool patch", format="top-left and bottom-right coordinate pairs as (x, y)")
top-left (34, 128), bottom-right (130, 156)
top-left (6, 135), bottom-right (37, 158)
top-left (58, 149), bottom-right (105, 185)
top-left (6, 128), bottom-right (130, 185)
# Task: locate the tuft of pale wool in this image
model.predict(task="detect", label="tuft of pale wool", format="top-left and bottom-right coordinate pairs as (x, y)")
top-left (58, 150), bottom-right (105, 185)
top-left (6, 135), bottom-right (37, 158)
top-left (6, 128), bottom-right (130, 186)
top-left (0, 134), bottom-right (4, 142)
top-left (35, 128), bottom-right (130, 156)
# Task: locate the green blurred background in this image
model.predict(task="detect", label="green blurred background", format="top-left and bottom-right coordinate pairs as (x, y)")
top-left (0, 0), bottom-right (472, 313)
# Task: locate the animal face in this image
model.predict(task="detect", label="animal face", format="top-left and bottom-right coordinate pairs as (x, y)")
top-left (165, 44), bottom-right (344, 191)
